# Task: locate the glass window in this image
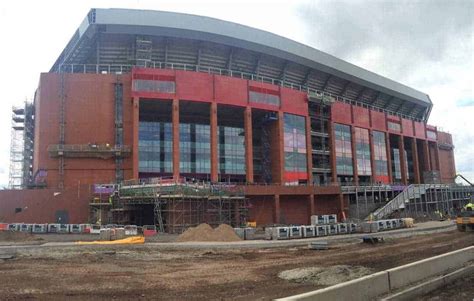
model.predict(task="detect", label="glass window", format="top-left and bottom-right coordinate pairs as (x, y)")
top-left (138, 121), bottom-right (173, 173)
top-left (249, 90), bottom-right (280, 106)
top-left (392, 148), bottom-right (402, 180)
top-left (283, 114), bottom-right (307, 175)
top-left (355, 128), bottom-right (372, 176)
top-left (334, 123), bottom-right (353, 175)
top-left (218, 126), bottom-right (246, 175)
top-left (373, 131), bottom-right (388, 176)
top-left (426, 130), bottom-right (437, 139)
top-left (133, 79), bottom-right (175, 93)
top-left (388, 121), bottom-right (401, 132)
top-left (180, 123), bottom-right (211, 174)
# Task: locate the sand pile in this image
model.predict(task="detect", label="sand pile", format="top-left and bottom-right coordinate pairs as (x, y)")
top-left (0, 231), bottom-right (43, 242)
top-left (176, 223), bottom-right (241, 242)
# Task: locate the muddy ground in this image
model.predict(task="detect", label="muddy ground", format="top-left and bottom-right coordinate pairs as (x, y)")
top-left (0, 230), bottom-right (472, 300)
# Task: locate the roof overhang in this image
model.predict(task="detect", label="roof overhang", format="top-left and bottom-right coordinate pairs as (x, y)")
top-left (51, 8), bottom-right (432, 110)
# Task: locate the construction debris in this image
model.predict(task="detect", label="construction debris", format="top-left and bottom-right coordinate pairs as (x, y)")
top-left (176, 223), bottom-right (242, 242)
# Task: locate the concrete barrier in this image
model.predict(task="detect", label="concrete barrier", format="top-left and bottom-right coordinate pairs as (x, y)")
top-left (387, 246), bottom-right (474, 290)
top-left (382, 265), bottom-right (474, 301)
top-left (275, 271), bottom-right (389, 301)
top-left (277, 246), bottom-right (474, 301)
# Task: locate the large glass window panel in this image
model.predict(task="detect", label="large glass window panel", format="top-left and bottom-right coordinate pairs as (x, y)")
top-left (283, 114), bottom-right (307, 175)
top-left (355, 128), bottom-right (372, 176)
top-left (334, 123), bottom-right (353, 175)
top-left (218, 126), bottom-right (246, 175)
top-left (138, 121), bottom-right (173, 173)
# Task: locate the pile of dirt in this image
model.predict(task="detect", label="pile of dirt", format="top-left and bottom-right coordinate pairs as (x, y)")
top-left (0, 231), bottom-right (44, 242)
top-left (278, 265), bottom-right (373, 286)
top-left (176, 223), bottom-right (241, 242)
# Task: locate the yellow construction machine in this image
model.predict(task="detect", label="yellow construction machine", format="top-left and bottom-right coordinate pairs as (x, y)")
top-left (456, 201), bottom-right (474, 232)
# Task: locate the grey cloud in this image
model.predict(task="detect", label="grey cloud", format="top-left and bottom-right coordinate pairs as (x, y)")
top-left (297, 0), bottom-right (473, 80)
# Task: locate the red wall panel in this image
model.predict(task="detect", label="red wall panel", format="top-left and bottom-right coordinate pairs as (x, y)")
top-left (370, 110), bottom-right (386, 131)
top-left (248, 81), bottom-right (279, 93)
top-left (352, 106), bottom-right (370, 128)
top-left (0, 185), bottom-right (92, 224)
top-left (414, 121), bottom-right (426, 139)
top-left (402, 118), bottom-right (414, 137)
top-left (331, 102), bottom-right (352, 124)
top-left (280, 196), bottom-right (309, 224)
top-left (34, 73), bottom-right (133, 188)
top-left (280, 87), bottom-right (308, 116)
top-left (175, 71), bottom-right (214, 102)
top-left (314, 195), bottom-right (341, 215)
top-left (214, 76), bottom-right (247, 106)
top-left (248, 196), bottom-right (274, 226)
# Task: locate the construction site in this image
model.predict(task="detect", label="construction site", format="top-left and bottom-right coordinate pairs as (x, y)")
top-left (0, 8), bottom-right (473, 300)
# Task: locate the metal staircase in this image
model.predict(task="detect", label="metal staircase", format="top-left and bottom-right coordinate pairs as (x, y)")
top-left (371, 184), bottom-right (453, 220)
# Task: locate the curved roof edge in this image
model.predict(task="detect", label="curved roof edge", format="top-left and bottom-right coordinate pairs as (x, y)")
top-left (53, 8), bottom-right (432, 106)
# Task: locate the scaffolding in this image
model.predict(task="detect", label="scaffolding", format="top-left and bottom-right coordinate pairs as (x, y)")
top-left (8, 106), bottom-right (25, 189)
top-left (309, 93), bottom-right (334, 184)
top-left (92, 180), bottom-right (249, 233)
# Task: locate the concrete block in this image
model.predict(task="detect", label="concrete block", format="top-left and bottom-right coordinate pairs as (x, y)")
top-left (234, 228), bottom-right (245, 239)
top-left (289, 226), bottom-right (302, 239)
top-left (315, 225), bottom-right (327, 236)
top-left (272, 227), bottom-right (289, 240)
top-left (115, 228), bottom-right (126, 240)
top-left (328, 214), bottom-right (337, 224)
top-left (337, 223), bottom-right (348, 234)
top-left (100, 229), bottom-right (111, 241)
top-left (244, 227), bottom-right (256, 240)
top-left (387, 246), bottom-right (474, 291)
top-left (302, 226), bottom-right (315, 238)
top-left (264, 227), bottom-right (273, 240)
top-left (32, 224), bottom-right (47, 234)
top-left (19, 224), bottom-right (32, 233)
top-left (47, 224), bottom-right (60, 233)
top-left (310, 215), bottom-right (326, 225)
top-left (327, 224), bottom-right (337, 235)
top-left (70, 224), bottom-right (81, 234)
top-left (276, 271), bottom-right (390, 301)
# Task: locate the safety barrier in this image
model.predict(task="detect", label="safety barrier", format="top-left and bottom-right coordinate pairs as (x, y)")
top-left (277, 246), bottom-right (474, 301)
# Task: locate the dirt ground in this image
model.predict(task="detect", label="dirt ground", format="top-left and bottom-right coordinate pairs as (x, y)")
top-left (0, 230), bottom-right (472, 300)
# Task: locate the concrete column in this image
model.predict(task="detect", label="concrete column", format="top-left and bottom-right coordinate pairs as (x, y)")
top-left (386, 132), bottom-right (393, 183)
top-left (273, 194), bottom-right (281, 224)
top-left (423, 140), bottom-right (431, 171)
top-left (309, 194), bottom-right (315, 224)
top-left (132, 97), bottom-right (140, 180)
top-left (412, 138), bottom-right (421, 184)
top-left (369, 129), bottom-right (376, 184)
top-left (305, 115), bottom-right (313, 184)
top-left (351, 127), bottom-right (359, 186)
top-left (210, 102), bottom-right (218, 182)
top-left (399, 135), bottom-right (408, 185)
top-left (244, 107), bottom-right (254, 183)
top-left (434, 142), bottom-right (441, 171)
top-left (172, 98), bottom-right (180, 181)
top-left (271, 111), bottom-right (285, 184)
top-left (329, 121), bottom-right (338, 184)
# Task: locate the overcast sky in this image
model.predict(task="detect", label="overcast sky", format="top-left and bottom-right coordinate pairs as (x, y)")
top-left (0, 0), bottom-right (472, 188)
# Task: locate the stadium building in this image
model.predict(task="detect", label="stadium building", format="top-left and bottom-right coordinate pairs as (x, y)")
top-left (1, 8), bottom-right (470, 232)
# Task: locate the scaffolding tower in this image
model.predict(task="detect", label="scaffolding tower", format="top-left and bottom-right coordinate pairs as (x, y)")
top-left (8, 106), bottom-right (25, 189)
